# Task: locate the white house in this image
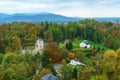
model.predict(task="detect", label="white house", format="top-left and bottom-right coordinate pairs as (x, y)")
top-left (80, 40), bottom-right (90, 48)
top-left (68, 58), bottom-right (86, 66)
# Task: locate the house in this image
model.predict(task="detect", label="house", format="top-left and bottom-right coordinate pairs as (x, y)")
top-left (41, 73), bottom-right (58, 80)
top-left (80, 40), bottom-right (90, 48)
top-left (68, 58), bottom-right (86, 66)
top-left (54, 64), bottom-right (61, 70)
top-left (64, 39), bottom-right (70, 45)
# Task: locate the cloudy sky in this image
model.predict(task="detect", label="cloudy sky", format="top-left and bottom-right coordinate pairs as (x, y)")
top-left (0, 0), bottom-right (120, 17)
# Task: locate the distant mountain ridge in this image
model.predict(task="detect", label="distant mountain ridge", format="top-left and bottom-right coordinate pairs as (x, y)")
top-left (0, 13), bottom-right (120, 23)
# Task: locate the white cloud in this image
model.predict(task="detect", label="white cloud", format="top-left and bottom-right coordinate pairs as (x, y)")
top-left (0, 1), bottom-right (49, 13)
top-left (0, 0), bottom-right (120, 17)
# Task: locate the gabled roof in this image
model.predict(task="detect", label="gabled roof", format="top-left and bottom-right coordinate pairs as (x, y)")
top-left (41, 73), bottom-right (58, 80)
top-left (83, 40), bottom-right (89, 44)
top-left (68, 58), bottom-right (86, 66)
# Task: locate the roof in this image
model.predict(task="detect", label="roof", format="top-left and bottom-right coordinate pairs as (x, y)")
top-left (37, 39), bottom-right (44, 41)
top-left (41, 73), bottom-right (58, 80)
top-left (83, 40), bottom-right (90, 45)
top-left (54, 64), bottom-right (61, 70)
top-left (68, 59), bottom-right (86, 66)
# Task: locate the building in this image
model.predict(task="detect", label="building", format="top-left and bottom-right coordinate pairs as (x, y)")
top-left (32, 39), bottom-right (44, 55)
top-left (35, 39), bottom-right (44, 50)
top-left (80, 40), bottom-right (90, 48)
top-left (64, 39), bottom-right (70, 45)
top-left (68, 58), bottom-right (86, 66)
top-left (41, 73), bottom-right (58, 80)
top-left (54, 64), bottom-right (61, 70)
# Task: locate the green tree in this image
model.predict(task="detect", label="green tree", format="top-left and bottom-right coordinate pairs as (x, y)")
top-left (1, 53), bottom-right (14, 69)
top-left (65, 41), bottom-right (73, 51)
top-left (6, 62), bottom-right (29, 80)
top-left (0, 54), bottom-right (3, 64)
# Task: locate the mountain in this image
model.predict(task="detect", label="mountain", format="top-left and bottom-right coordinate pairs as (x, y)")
top-left (0, 13), bottom-right (80, 23)
top-left (0, 13), bottom-right (120, 23)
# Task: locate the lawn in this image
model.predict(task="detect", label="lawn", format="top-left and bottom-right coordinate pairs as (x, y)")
top-left (72, 39), bottom-right (107, 48)
top-left (25, 46), bottom-right (35, 50)
top-left (72, 39), bottom-right (108, 51)
top-left (59, 39), bottom-right (108, 52)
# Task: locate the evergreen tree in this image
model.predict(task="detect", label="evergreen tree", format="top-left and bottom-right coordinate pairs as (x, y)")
top-left (65, 41), bottom-right (73, 50)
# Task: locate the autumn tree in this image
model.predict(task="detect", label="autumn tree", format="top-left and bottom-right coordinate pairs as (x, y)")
top-left (44, 37), bottom-right (62, 64)
top-left (100, 50), bottom-right (118, 80)
top-left (68, 52), bottom-right (75, 59)
top-left (0, 66), bottom-right (5, 80)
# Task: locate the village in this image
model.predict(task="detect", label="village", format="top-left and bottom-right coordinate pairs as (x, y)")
top-left (0, 19), bottom-right (119, 80)
top-left (21, 38), bottom-right (99, 80)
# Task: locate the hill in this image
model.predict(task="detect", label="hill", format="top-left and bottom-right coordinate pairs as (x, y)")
top-left (0, 12), bottom-right (120, 23)
top-left (0, 13), bottom-right (79, 23)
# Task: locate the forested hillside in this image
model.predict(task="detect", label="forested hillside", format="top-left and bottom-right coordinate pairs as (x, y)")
top-left (0, 19), bottom-right (120, 80)
top-left (0, 19), bottom-right (120, 53)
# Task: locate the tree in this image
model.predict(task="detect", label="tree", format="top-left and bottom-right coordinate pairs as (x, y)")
top-left (0, 54), bottom-right (3, 64)
top-left (116, 48), bottom-right (120, 79)
top-left (1, 53), bottom-right (14, 69)
top-left (24, 52), bottom-right (32, 64)
top-left (64, 67), bottom-right (72, 80)
top-left (42, 55), bottom-right (50, 67)
top-left (100, 50), bottom-right (118, 80)
top-left (61, 59), bottom-right (67, 74)
top-left (44, 37), bottom-right (62, 64)
top-left (65, 41), bottom-right (73, 51)
top-left (77, 67), bottom-right (91, 80)
top-left (72, 67), bottom-right (77, 80)
top-left (0, 66), bottom-right (5, 80)
top-left (68, 52), bottom-right (75, 59)
top-left (61, 49), bottom-right (69, 59)
top-left (5, 62), bottom-right (29, 80)
top-left (0, 37), bottom-right (5, 53)
top-left (43, 30), bottom-right (53, 42)
top-left (11, 36), bottom-right (21, 51)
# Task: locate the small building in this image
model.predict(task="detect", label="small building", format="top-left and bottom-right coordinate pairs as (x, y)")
top-left (41, 73), bottom-right (58, 80)
top-left (80, 40), bottom-right (90, 48)
top-left (54, 64), bottom-right (61, 70)
top-left (32, 39), bottom-right (44, 55)
top-left (68, 58), bottom-right (85, 66)
top-left (64, 39), bottom-right (70, 45)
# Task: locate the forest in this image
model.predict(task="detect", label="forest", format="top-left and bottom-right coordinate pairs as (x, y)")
top-left (0, 19), bottom-right (120, 80)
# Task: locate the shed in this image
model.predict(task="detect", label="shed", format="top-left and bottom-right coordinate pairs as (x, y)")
top-left (41, 73), bottom-right (58, 80)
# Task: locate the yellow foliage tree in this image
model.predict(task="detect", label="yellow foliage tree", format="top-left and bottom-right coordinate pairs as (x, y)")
top-left (100, 50), bottom-right (118, 79)
top-left (68, 52), bottom-right (75, 59)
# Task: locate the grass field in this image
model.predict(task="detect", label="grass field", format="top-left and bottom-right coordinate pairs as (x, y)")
top-left (25, 46), bottom-right (35, 50)
top-left (59, 39), bottom-right (108, 52)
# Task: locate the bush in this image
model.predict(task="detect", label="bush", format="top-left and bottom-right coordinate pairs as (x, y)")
top-left (1, 53), bottom-right (14, 69)
top-left (0, 53), bottom-right (3, 64)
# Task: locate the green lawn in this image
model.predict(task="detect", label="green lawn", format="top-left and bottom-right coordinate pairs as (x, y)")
top-left (83, 57), bottom-right (92, 64)
top-left (59, 39), bottom-right (108, 51)
top-left (26, 46), bottom-right (35, 50)
top-left (73, 39), bottom-right (107, 48)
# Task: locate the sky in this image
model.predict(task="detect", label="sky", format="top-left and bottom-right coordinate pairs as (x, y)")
top-left (0, 0), bottom-right (120, 17)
